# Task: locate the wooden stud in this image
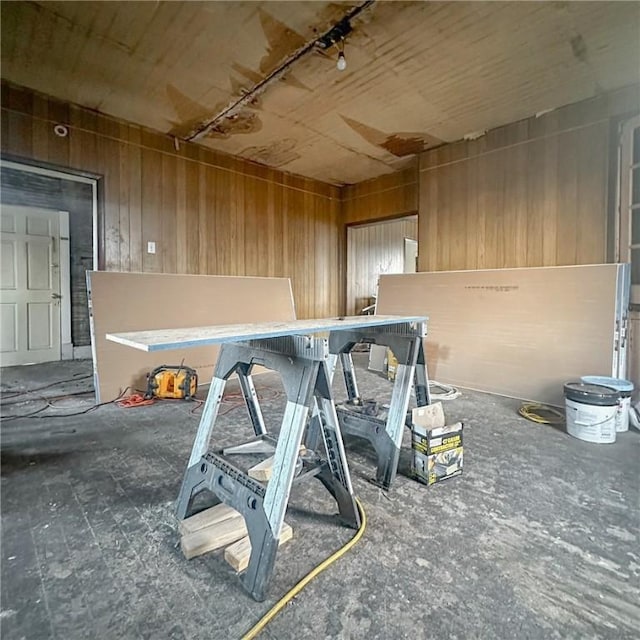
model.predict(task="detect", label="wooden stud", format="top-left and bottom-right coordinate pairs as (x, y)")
top-left (224, 523), bottom-right (293, 573)
top-left (181, 516), bottom-right (248, 560)
top-left (247, 455), bottom-right (274, 482)
top-left (178, 502), bottom-right (242, 537)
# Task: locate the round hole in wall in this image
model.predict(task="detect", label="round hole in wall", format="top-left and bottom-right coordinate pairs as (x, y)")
top-left (54, 124), bottom-right (69, 138)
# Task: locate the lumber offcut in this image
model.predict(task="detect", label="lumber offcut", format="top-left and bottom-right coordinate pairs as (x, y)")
top-left (181, 517), bottom-right (248, 560)
top-left (224, 523), bottom-right (293, 572)
top-left (178, 503), bottom-right (241, 537)
top-left (247, 446), bottom-right (307, 482)
top-left (247, 455), bottom-right (274, 482)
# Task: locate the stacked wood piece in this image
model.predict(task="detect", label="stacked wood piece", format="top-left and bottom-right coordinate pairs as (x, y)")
top-left (179, 503), bottom-right (293, 570)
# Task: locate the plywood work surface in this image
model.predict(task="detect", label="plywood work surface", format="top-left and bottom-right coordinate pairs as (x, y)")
top-left (105, 315), bottom-right (427, 352)
top-left (88, 272), bottom-right (296, 402)
top-left (377, 265), bottom-right (620, 405)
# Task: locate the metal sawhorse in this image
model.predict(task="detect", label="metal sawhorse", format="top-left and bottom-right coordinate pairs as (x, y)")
top-left (314, 320), bottom-right (430, 489)
top-left (105, 315), bottom-right (427, 600)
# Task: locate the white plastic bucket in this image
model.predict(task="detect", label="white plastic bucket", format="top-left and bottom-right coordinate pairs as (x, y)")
top-left (564, 382), bottom-right (619, 444)
top-left (580, 376), bottom-right (634, 433)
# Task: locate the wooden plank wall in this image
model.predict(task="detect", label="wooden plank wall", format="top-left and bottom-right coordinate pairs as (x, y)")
top-left (341, 163), bottom-right (418, 225)
top-left (418, 84), bottom-right (640, 272)
top-left (346, 217), bottom-right (417, 315)
top-left (0, 81), bottom-right (342, 319)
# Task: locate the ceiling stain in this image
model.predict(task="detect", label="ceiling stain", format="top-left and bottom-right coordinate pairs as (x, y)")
top-left (341, 115), bottom-right (442, 157)
top-left (241, 138), bottom-right (300, 167)
top-left (279, 73), bottom-right (311, 92)
top-left (166, 84), bottom-right (215, 137)
top-left (382, 135), bottom-right (426, 156)
top-left (258, 9), bottom-right (306, 75)
top-left (232, 61), bottom-right (310, 95)
top-left (233, 62), bottom-right (264, 85)
top-left (206, 110), bottom-right (262, 138)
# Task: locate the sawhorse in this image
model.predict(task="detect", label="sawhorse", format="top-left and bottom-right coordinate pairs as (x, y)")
top-left (175, 335), bottom-right (359, 601)
top-left (105, 315), bottom-right (427, 600)
top-left (326, 320), bottom-right (430, 489)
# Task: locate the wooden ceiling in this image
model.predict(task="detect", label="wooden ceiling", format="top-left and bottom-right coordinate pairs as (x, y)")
top-left (2, 1), bottom-right (639, 185)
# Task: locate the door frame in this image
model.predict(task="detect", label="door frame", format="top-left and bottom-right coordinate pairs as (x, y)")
top-left (1, 158), bottom-right (99, 360)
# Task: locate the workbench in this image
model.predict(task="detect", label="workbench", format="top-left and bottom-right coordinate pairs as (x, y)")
top-left (107, 314), bottom-right (429, 600)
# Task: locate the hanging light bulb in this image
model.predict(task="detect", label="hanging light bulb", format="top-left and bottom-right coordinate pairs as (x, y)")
top-left (336, 39), bottom-right (347, 71)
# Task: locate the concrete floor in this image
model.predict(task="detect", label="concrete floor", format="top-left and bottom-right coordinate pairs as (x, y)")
top-left (1, 355), bottom-right (639, 640)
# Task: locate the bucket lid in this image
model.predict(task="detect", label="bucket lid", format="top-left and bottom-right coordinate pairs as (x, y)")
top-left (564, 381), bottom-right (619, 402)
top-left (580, 375), bottom-right (634, 393)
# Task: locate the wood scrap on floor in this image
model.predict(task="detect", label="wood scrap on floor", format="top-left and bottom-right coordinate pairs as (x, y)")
top-left (224, 523), bottom-right (293, 573)
top-left (179, 502), bottom-right (294, 564)
top-left (178, 502), bottom-right (241, 537)
top-left (181, 512), bottom-right (248, 560)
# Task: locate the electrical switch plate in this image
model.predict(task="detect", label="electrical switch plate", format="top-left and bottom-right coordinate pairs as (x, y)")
top-left (147, 241), bottom-right (156, 254)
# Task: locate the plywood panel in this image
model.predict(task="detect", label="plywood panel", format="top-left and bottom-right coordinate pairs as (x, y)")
top-left (377, 265), bottom-right (620, 405)
top-left (87, 272), bottom-right (295, 403)
top-left (1, 82), bottom-right (341, 319)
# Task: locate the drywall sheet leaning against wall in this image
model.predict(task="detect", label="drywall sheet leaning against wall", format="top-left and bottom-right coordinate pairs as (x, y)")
top-left (377, 264), bottom-right (625, 406)
top-left (87, 272), bottom-right (296, 403)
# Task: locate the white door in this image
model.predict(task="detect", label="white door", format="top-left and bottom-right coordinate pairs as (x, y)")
top-left (1, 205), bottom-right (61, 366)
top-left (403, 238), bottom-right (418, 273)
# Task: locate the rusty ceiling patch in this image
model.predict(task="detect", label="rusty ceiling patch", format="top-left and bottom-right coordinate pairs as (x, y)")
top-left (341, 115), bottom-right (442, 157)
top-left (381, 135), bottom-right (426, 157)
top-left (206, 110), bottom-right (262, 138)
top-left (241, 138), bottom-right (300, 167)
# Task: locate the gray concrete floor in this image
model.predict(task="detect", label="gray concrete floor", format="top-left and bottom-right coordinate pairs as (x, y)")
top-left (1, 355), bottom-right (639, 640)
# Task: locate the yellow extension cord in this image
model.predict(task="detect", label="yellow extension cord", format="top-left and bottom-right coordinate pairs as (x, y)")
top-left (241, 498), bottom-right (367, 640)
top-left (518, 402), bottom-right (565, 425)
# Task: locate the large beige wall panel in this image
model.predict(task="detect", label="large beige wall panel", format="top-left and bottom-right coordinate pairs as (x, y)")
top-left (377, 265), bottom-right (622, 406)
top-left (87, 272), bottom-right (296, 402)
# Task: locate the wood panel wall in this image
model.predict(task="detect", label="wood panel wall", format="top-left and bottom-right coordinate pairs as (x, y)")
top-left (418, 84), bottom-right (640, 272)
top-left (341, 163), bottom-right (418, 225)
top-left (0, 82), bottom-right (342, 319)
top-left (346, 217), bottom-right (418, 315)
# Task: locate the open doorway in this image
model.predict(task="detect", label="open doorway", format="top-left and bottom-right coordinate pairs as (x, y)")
top-left (0, 159), bottom-right (98, 365)
top-left (346, 215), bottom-right (418, 316)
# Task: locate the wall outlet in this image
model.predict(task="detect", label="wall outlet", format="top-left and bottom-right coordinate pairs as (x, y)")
top-left (147, 241), bottom-right (156, 254)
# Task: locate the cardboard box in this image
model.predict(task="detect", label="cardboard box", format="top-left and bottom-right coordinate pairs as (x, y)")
top-left (411, 404), bottom-right (463, 486)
